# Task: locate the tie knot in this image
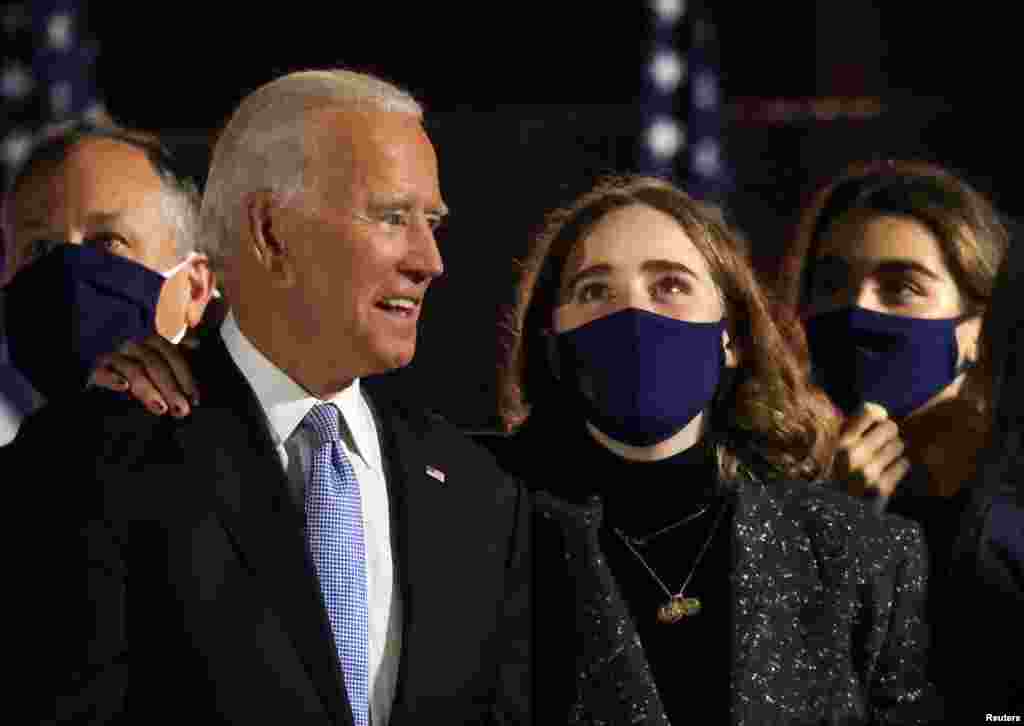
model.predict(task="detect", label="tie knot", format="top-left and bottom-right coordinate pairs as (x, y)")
top-left (302, 402), bottom-right (342, 447)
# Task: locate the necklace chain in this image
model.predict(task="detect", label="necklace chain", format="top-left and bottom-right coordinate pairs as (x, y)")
top-left (622, 504), bottom-right (711, 547)
top-left (613, 501), bottom-right (728, 602)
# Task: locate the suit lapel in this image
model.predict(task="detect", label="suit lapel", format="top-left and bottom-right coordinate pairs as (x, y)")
top-left (176, 338), bottom-right (352, 725)
top-left (360, 385), bottom-right (417, 705)
top-left (362, 383), bottom-right (459, 713)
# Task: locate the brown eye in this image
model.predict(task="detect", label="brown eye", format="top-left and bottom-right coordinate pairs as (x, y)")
top-left (878, 278), bottom-right (923, 302)
top-left (87, 235), bottom-right (128, 254)
top-left (576, 281), bottom-right (610, 304)
top-left (652, 275), bottom-right (689, 299)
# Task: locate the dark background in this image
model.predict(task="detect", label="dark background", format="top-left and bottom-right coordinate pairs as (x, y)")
top-left (74, 3), bottom-right (1023, 427)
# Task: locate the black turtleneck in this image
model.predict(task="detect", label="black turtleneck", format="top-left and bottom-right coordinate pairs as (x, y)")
top-left (572, 427), bottom-right (734, 721)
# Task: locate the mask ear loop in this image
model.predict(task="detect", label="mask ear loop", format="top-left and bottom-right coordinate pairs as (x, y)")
top-left (161, 250), bottom-right (197, 279)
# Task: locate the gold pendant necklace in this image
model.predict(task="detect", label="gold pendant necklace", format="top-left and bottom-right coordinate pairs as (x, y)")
top-left (613, 502), bottom-right (728, 624)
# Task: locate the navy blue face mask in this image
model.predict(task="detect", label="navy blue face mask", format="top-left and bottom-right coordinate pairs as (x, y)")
top-left (3, 243), bottom-right (173, 400)
top-left (555, 307), bottom-right (725, 447)
top-left (804, 306), bottom-right (975, 419)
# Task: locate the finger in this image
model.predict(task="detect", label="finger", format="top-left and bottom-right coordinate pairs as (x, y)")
top-left (838, 419), bottom-right (902, 488)
top-left (139, 335), bottom-right (200, 406)
top-left (859, 436), bottom-right (907, 486)
top-left (95, 353), bottom-right (170, 416)
top-left (107, 340), bottom-right (193, 417)
top-left (838, 402), bottom-right (890, 448)
top-left (88, 364), bottom-right (130, 392)
top-left (872, 456), bottom-right (912, 499)
top-left (856, 419), bottom-right (902, 461)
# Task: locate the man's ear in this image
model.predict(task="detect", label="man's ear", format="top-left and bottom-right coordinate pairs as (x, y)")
top-left (245, 191), bottom-right (295, 288)
top-left (722, 326), bottom-right (741, 368)
top-left (184, 254), bottom-right (215, 328)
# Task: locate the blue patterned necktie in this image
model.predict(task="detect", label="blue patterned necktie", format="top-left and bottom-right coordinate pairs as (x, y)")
top-left (303, 403), bottom-right (370, 726)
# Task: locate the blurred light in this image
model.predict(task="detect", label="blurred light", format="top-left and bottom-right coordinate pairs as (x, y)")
top-left (1, 64), bottom-right (34, 100)
top-left (693, 70), bottom-right (718, 111)
top-left (693, 137), bottom-right (721, 177)
top-left (647, 117), bottom-right (685, 159)
top-left (650, 50), bottom-right (685, 92)
top-left (47, 12), bottom-right (72, 51)
top-left (1, 131), bottom-right (32, 169)
top-left (651, 0), bottom-right (685, 24)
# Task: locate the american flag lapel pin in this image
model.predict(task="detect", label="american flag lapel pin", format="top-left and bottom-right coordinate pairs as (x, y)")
top-left (425, 465), bottom-right (446, 485)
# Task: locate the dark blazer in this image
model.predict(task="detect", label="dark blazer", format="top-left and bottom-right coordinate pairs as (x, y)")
top-left (941, 489), bottom-right (1024, 718)
top-left (14, 336), bottom-right (531, 724)
top-left (532, 481), bottom-right (942, 725)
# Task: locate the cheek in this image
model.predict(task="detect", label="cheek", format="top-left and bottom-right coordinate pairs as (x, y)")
top-left (553, 303), bottom-right (602, 333)
top-left (659, 290), bottom-right (724, 323)
top-left (154, 274), bottom-right (190, 335)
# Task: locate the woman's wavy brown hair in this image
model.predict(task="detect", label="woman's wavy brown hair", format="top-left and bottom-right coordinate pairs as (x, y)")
top-left (498, 175), bottom-right (839, 483)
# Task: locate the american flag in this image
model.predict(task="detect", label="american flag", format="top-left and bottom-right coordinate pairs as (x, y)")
top-left (639, 0), bottom-right (730, 202)
top-left (1, 1), bottom-right (105, 189)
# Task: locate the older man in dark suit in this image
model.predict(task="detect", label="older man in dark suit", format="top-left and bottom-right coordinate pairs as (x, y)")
top-left (17, 69), bottom-right (530, 725)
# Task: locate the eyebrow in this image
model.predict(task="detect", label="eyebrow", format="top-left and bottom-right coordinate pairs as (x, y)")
top-left (641, 259), bottom-right (699, 279)
top-left (564, 259), bottom-right (699, 291)
top-left (16, 217), bottom-right (48, 232)
top-left (368, 197), bottom-right (449, 218)
top-left (814, 254), bottom-right (943, 282)
top-left (84, 211), bottom-right (127, 226)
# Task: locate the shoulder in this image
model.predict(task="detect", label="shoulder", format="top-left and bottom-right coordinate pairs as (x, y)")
top-left (744, 478), bottom-right (925, 570)
top-left (15, 387), bottom-right (173, 462)
top-left (362, 376), bottom-right (525, 494)
top-left (7, 388), bottom-right (187, 526)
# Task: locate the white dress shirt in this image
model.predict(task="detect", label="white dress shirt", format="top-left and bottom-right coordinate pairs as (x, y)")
top-left (220, 311), bottom-right (400, 725)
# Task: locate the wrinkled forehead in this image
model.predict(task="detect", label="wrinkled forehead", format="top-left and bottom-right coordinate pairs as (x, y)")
top-left (12, 138), bottom-right (165, 224)
top-left (302, 107), bottom-right (442, 206)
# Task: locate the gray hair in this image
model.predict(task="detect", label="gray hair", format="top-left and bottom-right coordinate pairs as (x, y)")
top-left (200, 69), bottom-right (423, 265)
top-left (158, 172), bottom-right (201, 260)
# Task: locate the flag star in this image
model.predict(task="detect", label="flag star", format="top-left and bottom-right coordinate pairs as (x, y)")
top-left (1, 63), bottom-right (34, 99)
top-left (693, 137), bottom-right (721, 178)
top-left (650, 50), bottom-right (685, 93)
top-left (50, 80), bottom-right (73, 115)
top-left (651, 0), bottom-right (685, 24)
top-left (47, 12), bottom-right (74, 51)
top-left (2, 131), bottom-right (33, 170)
top-left (693, 71), bottom-right (718, 111)
top-left (646, 117), bottom-right (685, 160)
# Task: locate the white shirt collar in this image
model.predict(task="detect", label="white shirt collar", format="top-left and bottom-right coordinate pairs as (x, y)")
top-left (219, 310), bottom-right (379, 471)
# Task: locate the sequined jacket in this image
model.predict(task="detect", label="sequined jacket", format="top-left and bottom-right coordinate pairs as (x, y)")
top-left (533, 480), bottom-right (942, 725)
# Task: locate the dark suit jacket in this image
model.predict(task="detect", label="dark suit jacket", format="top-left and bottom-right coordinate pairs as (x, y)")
top-left (942, 489), bottom-right (1024, 718)
top-left (532, 483), bottom-right (942, 725)
top-left (14, 336), bottom-right (531, 724)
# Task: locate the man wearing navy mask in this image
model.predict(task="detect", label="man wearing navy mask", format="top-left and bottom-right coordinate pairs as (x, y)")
top-left (0, 122), bottom-right (213, 441)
